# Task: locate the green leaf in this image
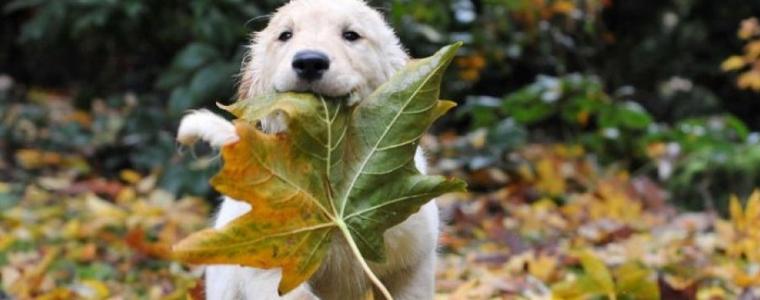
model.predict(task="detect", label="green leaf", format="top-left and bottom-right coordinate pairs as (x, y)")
top-left (561, 96), bottom-right (599, 125)
top-left (725, 115), bottom-right (750, 140)
top-left (167, 86), bottom-right (194, 116)
top-left (599, 101), bottom-right (652, 130)
top-left (171, 43), bottom-right (221, 72)
top-left (188, 63), bottom-right (234, 98)
top-left (616, 102), bottom-right (653, 130)
top-left (502, 87), bottom-right (555, 124)
top-left (172, 43), bottom-right (467, 294)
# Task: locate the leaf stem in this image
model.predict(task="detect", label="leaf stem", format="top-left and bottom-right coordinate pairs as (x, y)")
top-left (336, 221), bottom-right (393, 300)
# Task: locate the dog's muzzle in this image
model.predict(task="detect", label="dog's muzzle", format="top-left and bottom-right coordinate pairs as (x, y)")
top-left (292, 50), bottom-right (330, 81)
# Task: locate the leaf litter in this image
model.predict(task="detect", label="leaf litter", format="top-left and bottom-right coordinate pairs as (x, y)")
top-left (3, 50), bottom-right (760, 300)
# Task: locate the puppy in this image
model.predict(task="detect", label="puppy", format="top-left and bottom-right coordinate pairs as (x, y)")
top-left (177, 1), bottom-right (438, 299)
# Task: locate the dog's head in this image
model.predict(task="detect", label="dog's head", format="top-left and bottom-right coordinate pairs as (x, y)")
top-left (238, 0), bottom-right (409, 103)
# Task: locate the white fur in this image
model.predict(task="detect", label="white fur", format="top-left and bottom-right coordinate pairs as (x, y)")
top-left (237, 0), bottom-right (408, 103)
top-left (177, 0), bottom-right (439, 299)
top-left (177, 110), bottom-right (239, 147)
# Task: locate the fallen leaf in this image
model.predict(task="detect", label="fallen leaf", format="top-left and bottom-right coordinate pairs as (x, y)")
top-left (721, 56), bottom-right (747, 72)
top-left (78, 280), bottom-right (110, 299)
top-left (615, 262), bottom-right (659, 300)
top-left (173, 43), bottom-right (467, 294)
top-left (126, 228), bottom-right (173, 260)
top-left (738, 70), bottom-right (760, 92)
top-left (577, 250), bottom-right (616, 300)
top-left (739, 17), bottom-right (760, 40)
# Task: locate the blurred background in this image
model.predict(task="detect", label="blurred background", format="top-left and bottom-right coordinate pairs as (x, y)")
top-left (2, 0), bottom-right (760, 299)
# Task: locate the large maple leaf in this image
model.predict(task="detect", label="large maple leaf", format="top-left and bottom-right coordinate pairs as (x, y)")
top-left (172, 43), bottom-right (466, 297)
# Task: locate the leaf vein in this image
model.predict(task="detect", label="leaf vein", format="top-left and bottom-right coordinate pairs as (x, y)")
top-left (338, 59), bottom-right (447, 216)
top-left (345, 192), bottom-right (442, 220)
top-left (188, 223), bottom-right (335, 251)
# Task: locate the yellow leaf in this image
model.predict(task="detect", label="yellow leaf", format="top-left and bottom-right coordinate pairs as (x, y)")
top-left (15, 149), bottom-right (46, 169)
top-left (86, 194), bottom-right (127, 221)
top-left (743, 238), bottom-right (760, 263)
top-left (469, 128), bottom-right (488, 149)
top-left (577, 250), bottom-right (616, 300)
top-left (576, 110), bottom-right (590, 126)
top-left (36, 288), bottom-right (74, 300)
top-left (62, 219), bottom-right (82, 239)
top-left (696, 286), bottom-right (729, 300)
top-left (536, 158), bottom-right (566, 196)
top-left (0, 235), bottom-right (15, 251)
top-left (115, 187), bottom-right (137, 204)
top-left (729, 194), bottom-right (744, 231)
top-left (646, 142), bottom-right (666, 158)
top-left (553, 144), bottom-right (584, 158)
top-left (80, 280), bottom-right (110, 299)
top-left (67, 110), bottom-right (92, 127)
top-left (552, 0), bottom-right (576, 15)
top-left (137, 174), bottom-right (158, 193)
top-left (551, 279), bottom-right (588, 300)
top-left (119, 169), bottom-right (142, 184)
top-left (615, 262), bottom-right (659, 300)
top-left (458, 69), bottom-right (480, 82)
top-left (745, 189), bottom-right (760, 223)
top-left (518, 163), bottom-right (536, 181)
top-left (588, 182), bottom-right (641, 223)
top-left (732, 267), bottom-right (760, 288)
top-left (9, 248), bottom-right (60, 297)
top-left (745, 40), bottom-right (760, 60)
top-left (739, 17), bottom-right (760, 40)
top-left (529, 253), bottom-right (559, 283)
top-left (720, 55), bottom-right (746, 72)
top-left (738, 70), bottom-right (760, 92)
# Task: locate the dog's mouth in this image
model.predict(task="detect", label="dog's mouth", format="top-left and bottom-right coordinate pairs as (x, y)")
top-left (275, 83), bottom-right (360, 103)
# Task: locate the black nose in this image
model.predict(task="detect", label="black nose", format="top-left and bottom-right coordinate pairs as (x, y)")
top-left (292, 51), bottom-right (330, 81)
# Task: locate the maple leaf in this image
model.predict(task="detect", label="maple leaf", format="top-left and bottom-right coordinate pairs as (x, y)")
top-left (172, 43), bottom-right (467, 296)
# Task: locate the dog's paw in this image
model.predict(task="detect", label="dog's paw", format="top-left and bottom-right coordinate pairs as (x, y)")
top-left (259, 110), bottom-right (289, 134)
top-left (177, 110), bottom-right (239, 147)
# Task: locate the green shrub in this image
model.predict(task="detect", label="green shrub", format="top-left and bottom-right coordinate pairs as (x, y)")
top-left (3, 0), bottom-right (760, 209)
top-left (459, 74), bottom-right (653, 165)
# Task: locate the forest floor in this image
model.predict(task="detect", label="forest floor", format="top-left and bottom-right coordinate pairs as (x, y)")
top-left (2, 88), bottom-right (760, 300)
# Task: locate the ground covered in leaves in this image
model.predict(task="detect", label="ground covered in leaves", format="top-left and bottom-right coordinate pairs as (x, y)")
top-left (3, 88), bottom-right (760, 300)
top-left (429, 139), bottom-right (760, 299)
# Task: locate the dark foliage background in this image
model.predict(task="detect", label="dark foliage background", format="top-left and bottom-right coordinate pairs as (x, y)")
top-left (2, 0), bottom-right (760, 209)
top-left (6, 1), bottom-right (760, 299)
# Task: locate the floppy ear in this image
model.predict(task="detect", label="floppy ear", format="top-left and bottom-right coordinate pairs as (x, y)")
top-left (237, 29), bottom-right (272, 101)
top-left (386, 46), bottom-right (410, 78)
top-left (369, 9), bottom-right (411, 80)
top-left (236, 36), bottom-right (257, 101)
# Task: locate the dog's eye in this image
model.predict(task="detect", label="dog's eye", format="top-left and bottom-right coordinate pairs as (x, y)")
top-left (278, 31), bottom-right (293, 42)
top-left (342, 31), bottom-right (361, 42)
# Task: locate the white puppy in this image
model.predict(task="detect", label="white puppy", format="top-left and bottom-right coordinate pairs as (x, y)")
top-left (177, 1), bottom-right (439, 299)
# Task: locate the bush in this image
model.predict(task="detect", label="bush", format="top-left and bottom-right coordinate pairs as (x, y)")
top-left (3, 0), bottom-right (760, 209)
top-left (457, 74), bottom-right (652, 167)
top-left (1, 0), bottom-right (284, 196)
